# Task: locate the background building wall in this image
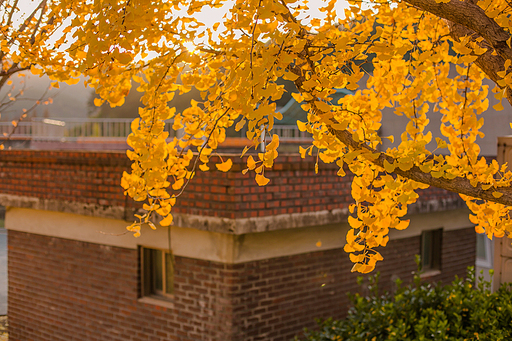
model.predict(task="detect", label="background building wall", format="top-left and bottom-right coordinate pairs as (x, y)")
top-left (0, 150), bottom-right (464, 225)
top-left (0, 150), bottom-right (478, 340)
top-left (7, 227), bottom-right (475, 341)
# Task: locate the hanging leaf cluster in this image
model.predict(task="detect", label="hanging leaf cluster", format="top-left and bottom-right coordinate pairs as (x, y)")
top-left (9, 0), bottom-right (512, 272)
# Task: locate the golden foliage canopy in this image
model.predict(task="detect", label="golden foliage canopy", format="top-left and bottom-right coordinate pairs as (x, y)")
top-left (7, 0), bottom-right (512, 272)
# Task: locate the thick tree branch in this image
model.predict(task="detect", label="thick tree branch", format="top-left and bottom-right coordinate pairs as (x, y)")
top-left (404, 0), bottom-right (512, 62)
top-left (287, 39), bottom-right (511, 206)
top-left (446, 21), bottom-right (512, 105)
top-left (328, 125), bottom-right (512, 206)
top-left (288, 59), bottom-right (512, 206)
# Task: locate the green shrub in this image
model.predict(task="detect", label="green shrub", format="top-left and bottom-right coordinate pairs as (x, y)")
top-left (297, 267), bottom-right (512, 341)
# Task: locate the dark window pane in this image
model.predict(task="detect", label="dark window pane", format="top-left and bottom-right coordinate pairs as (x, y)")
top-left (153, 249), bottom-right (163, 292)
top-left (142, 248), bottom-right (152, 296)
top-left (421, 229), bottom-right (442, 271)
top-left (141, 247), bottom-right (173, 298)
top-left (422, 231), bottom-right (432, 268)
top-left (432, 229), bottom-right (442, 269)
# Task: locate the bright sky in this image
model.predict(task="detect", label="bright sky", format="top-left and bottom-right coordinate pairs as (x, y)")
top-left (17, 0), bottom-right (350, 63)
top-left (189, 0), bottom-right (350, 26)
top-left (17, 0), bottom-right (350, 32)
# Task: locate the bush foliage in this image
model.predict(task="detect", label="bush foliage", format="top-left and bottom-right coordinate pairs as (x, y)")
top-left (298, 267), bottom-right (512, 341)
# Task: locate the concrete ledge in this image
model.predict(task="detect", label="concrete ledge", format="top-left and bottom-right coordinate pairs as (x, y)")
top-left (173, 208), bottom-right (350, 234)
top-left (138, 296), bottom-right (175, 310)
top-left (0, 194), bottom-right (128, 221)
top-left (4, 207), bottom-right (347, 263)
top-left (0, 193), bottom-right (350, 234)
top-left (4, 205), bottom-right (473, 264)
top-left (0, 193), bottom-right (470, 236)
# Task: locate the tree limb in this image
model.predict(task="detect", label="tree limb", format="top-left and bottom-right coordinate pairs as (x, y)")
top-left (446, 20), bottom-right (512, 105)
top-left (404, 0), bottom-right (512, 63)
top-left (285, 29), bottom-right (512, 206)
top-left (0, 63), bottom-right (30, 90)
top-left (328, 125), bottom-right (512, 206)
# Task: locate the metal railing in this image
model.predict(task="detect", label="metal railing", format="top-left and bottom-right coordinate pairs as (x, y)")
top-left (0, 121), bottom-right (32, 140)
top-left (271, 125), bottom-right (311, 142)
top-left (0, 118), bottom-right (310, 143)
top-left (0, 118), bottom-right (176, 142)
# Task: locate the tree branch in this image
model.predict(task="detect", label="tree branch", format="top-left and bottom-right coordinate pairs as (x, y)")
top-left (284, 26), bottom-right (512, 206)
top-left (0, 63), bottom-right (30, 90)
top-left (328, 125), bottom-right (512, 206)
top-left (446, 21), bottom-right (512, 105)
top-left (404, 0), bottom-right (512, 62)
top-left (0, 0), bottom-right (47, 61)
top-left (30, 0), bottom-right (47, 44)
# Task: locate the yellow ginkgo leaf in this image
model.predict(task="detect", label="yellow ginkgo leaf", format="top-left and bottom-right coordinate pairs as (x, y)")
top-left (314, 100), bottom-right (331, 112)
top-left (383, 159), bottom-right (395, 173)
top-left (30, 65), bottom-right (43, 75)
top-left (299, 146), bottom-right (308, 158)
top-left (235, 119), bottom-right (246, 132)
top-left (350, 263), bottom-right (362, 273)
top-left (349, 253), bottom-right (364, 263)
top-left (435, 137), bottom-right (448, 149)
top-left (373, 251), bottom-right (383, 261)
top-left (493, 101), bottom-right (504, 111)
top-left (172, 178), bottom-right (184, 190)
top-left (64, 77), bottom-right (80, 85)
top-left (492, 191), bottom-right (503, 198)
top-left (216, 158), bottom-right (233, 172)
top-left (283, 71), bottom-right (299, 81)
top-left (247, 155), bottom-right (256, 170)
top-left (160, 215), bottom-right (174, 227)
top-left (255, 173), bottom-right (270, 186)
top-left (241, 145), bottom-right (250, 157)
top-left (395, 219), bottom-right (410, 230)
top-left (348, 216), bottom-right (363, 228)
top-left (297, 120), bottom-right (307, 132)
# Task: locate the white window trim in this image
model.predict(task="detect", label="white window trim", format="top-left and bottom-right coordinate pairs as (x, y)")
top-left (476, 233), bottom-right (493, 268)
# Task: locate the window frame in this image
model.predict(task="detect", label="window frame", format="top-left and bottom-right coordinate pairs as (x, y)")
top-left (476, 233), bottom-right (493, 268)
top-left (140, 246), bottom-right (174, 299)
top-left (420, 228), bottom-right (443, 274)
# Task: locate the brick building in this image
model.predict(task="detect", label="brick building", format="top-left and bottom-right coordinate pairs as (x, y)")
top-left (0, 150), bottom-right (476, 341)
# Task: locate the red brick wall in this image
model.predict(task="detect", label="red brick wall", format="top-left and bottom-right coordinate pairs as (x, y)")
top-left (8, 228), bottom-right (475, 341)
top-left (8, 230), bottom-right (235, 341)
top-left (0, 151), bottom-right (132, 209)
top-left (0, 150), bottom-right (463, 219)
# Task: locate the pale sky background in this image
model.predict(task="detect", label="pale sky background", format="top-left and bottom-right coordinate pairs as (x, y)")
top-left (2, 0), bottom-right (350, 121)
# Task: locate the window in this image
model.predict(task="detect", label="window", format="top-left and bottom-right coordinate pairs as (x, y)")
top-left (421, 229), bottom-right (442, 272)
top-left (141, 247), bottom-right (174, 298)
top-left (476, 233), bottom-right (493, 268)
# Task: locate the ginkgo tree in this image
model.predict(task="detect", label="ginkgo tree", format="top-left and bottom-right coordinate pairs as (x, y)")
top-left (0, 0), bottom-right (74, 148)
top-left (20, 0), bottom-right (512, 273)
